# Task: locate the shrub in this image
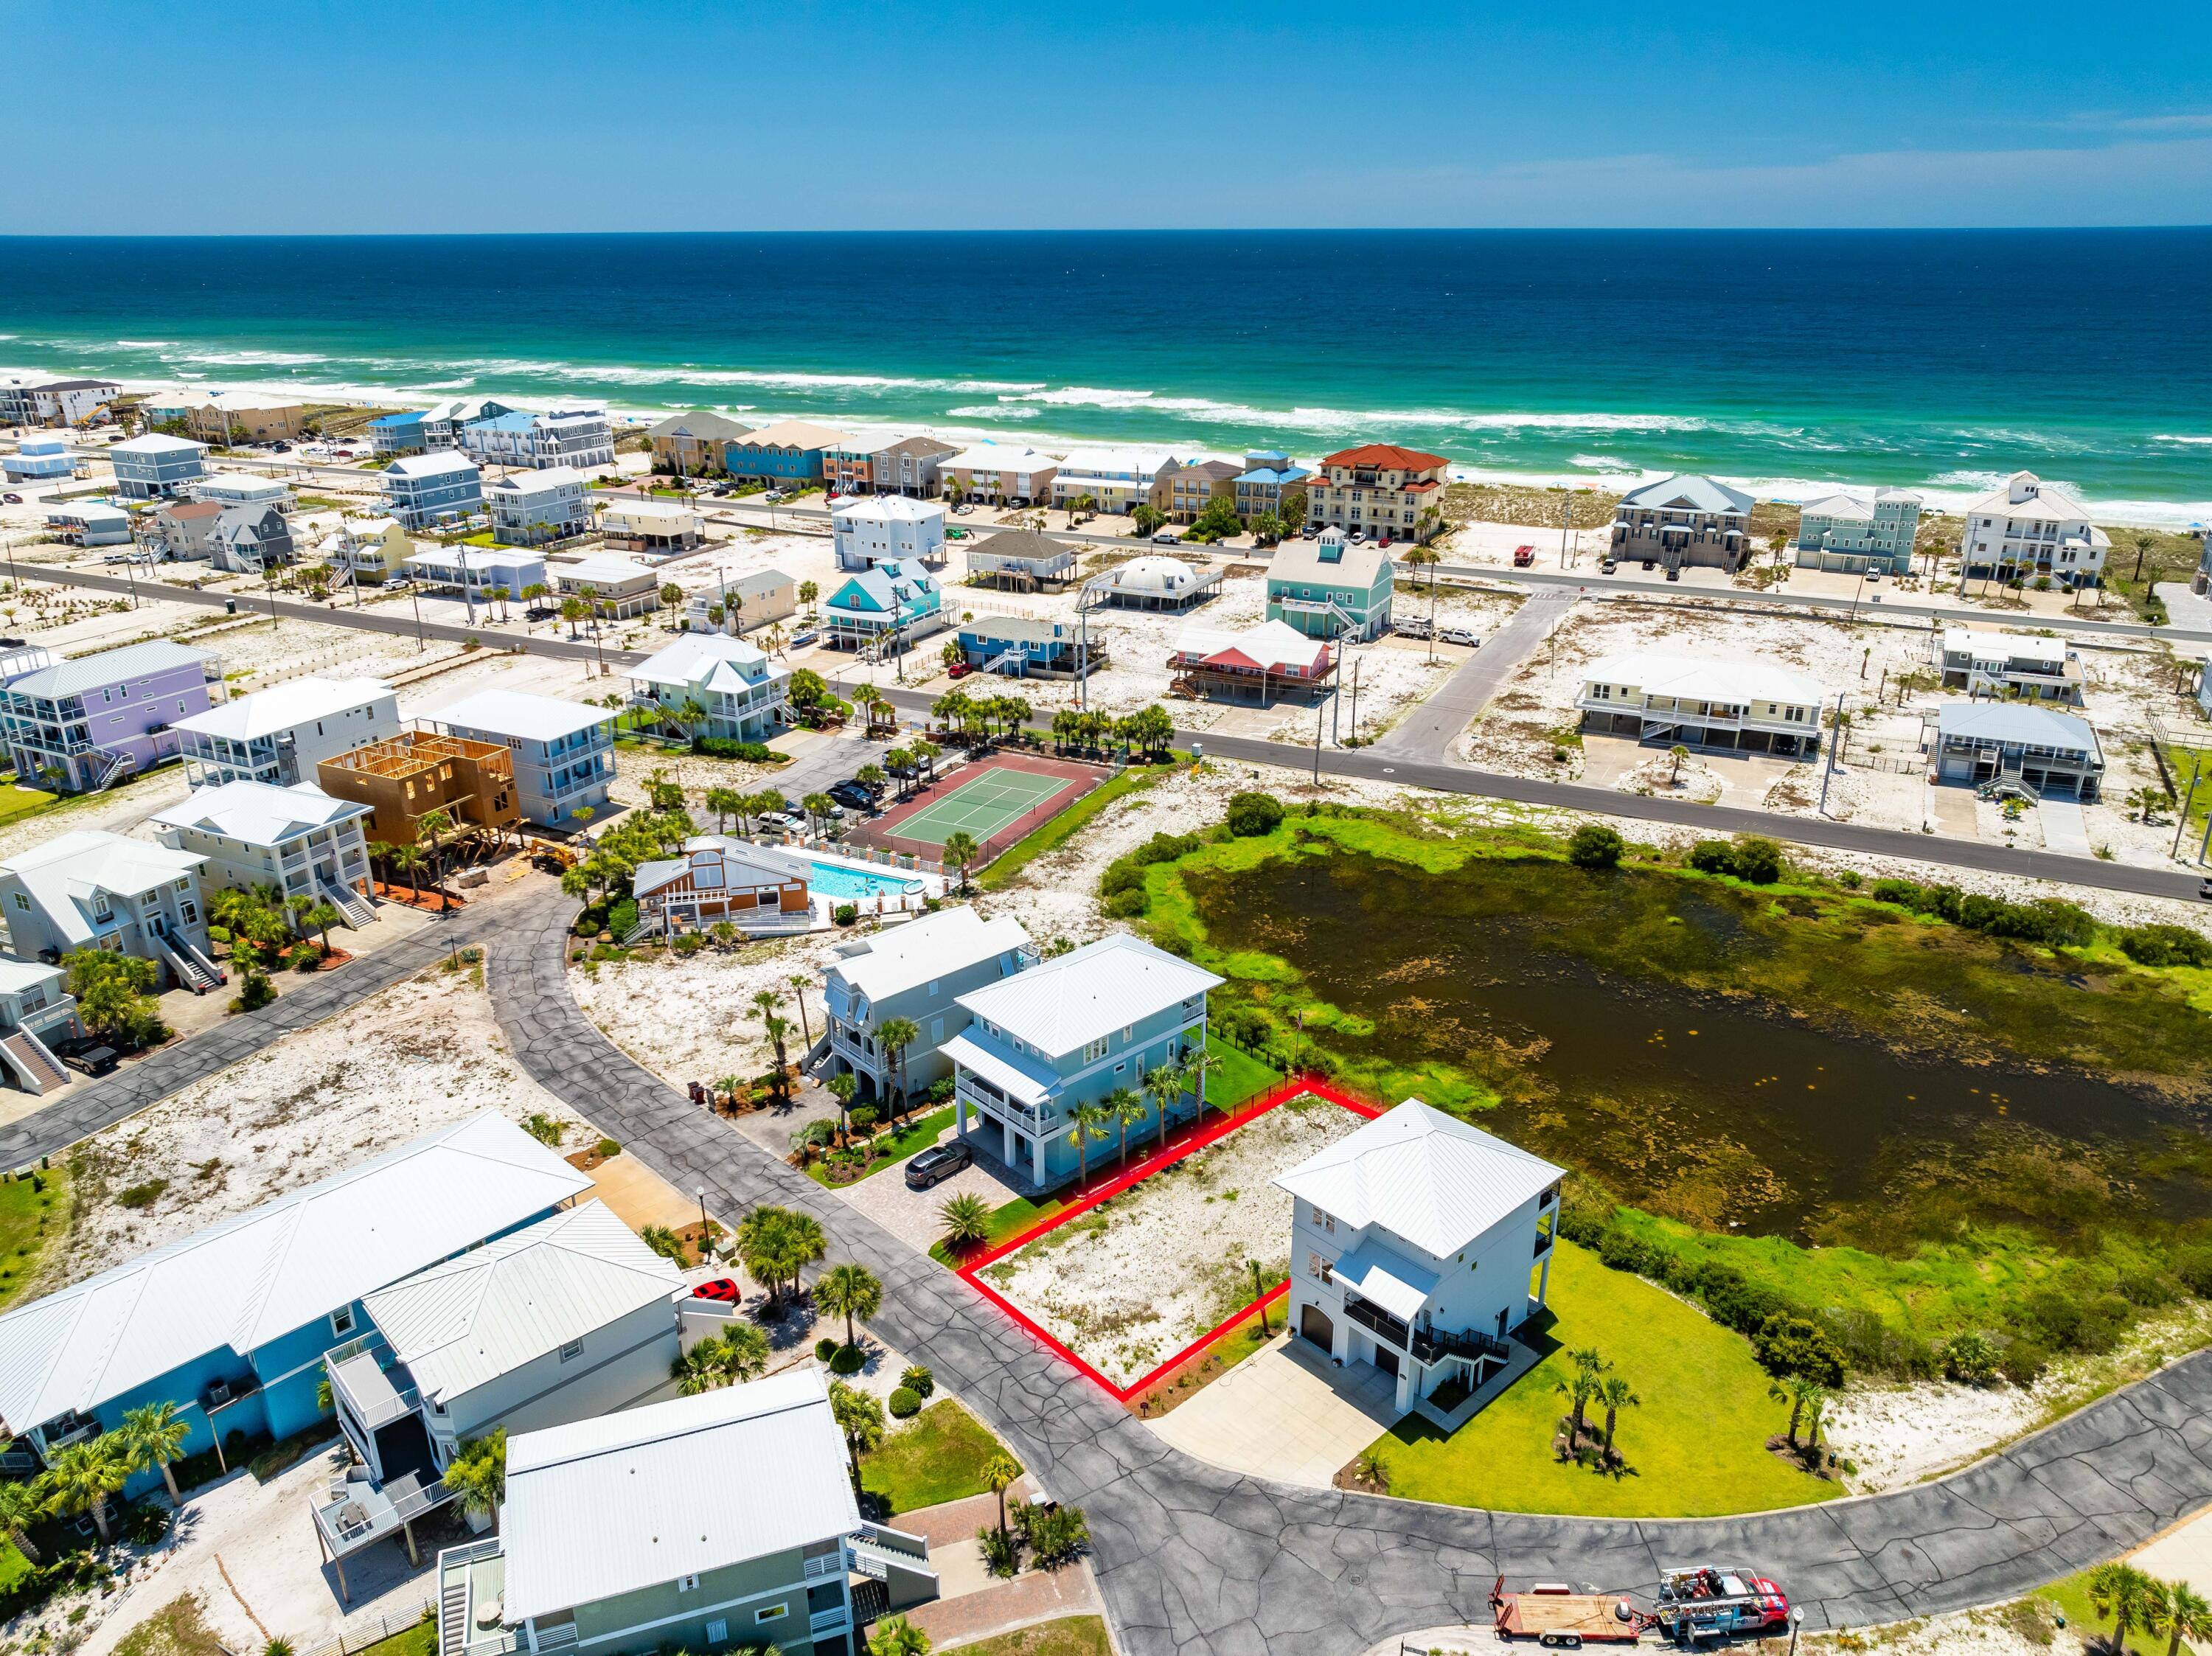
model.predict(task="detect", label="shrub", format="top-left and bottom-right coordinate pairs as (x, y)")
top-left (1225, 791), bottom-right (1285, 838)
top-left (1752, 1313), bottom-right (1848, 1386)
top-left (1998, 1337), bottom-right (2050, 1385)
top-left (1727, 835), bottom-right (1785, 884)
top-left (608, 898), bottom-right (639, 937)
top-left (1871, 877), bottom-right (1923, 906)
top-left (2117, 924), bottom-right (2212, 969)
top-left (1565, 824), bottom-right (1624, 870)
top-left (2171, 1246), bottom-right (2212, 1298)
top-left (595, 1137), bottom-right (622, 1159)
top-left (1686, 839), bottom-right (1736, 875)
top-left (229, 967), bottom-right (276, 1014)
top-left (977, 1523), bottom-right (1020, 1578)
top-left (888, 1386), bottom-right (921, 1419)
top-left (116, 1179), bottom-right (167, 1210)
top-left (1690, 1263), bottom-right (1787, 1336)
top-left (815, 1337), bottom-right (839, 1362)
top-left (1943, 1330), bottom-right (2000, 1385)
top-left (829, 1343), bottom-right (866, 1375)
top-left (672, 932), bottom-right (707, 954)
top-left (1099, 860), bottom-right (1146, 899)
top-left (1105, 888), bottom-right (1147, 918)
top-left (1596, 1224), bottom-right (1664, 1278)
top-left (849, 1105), bottom-right (880, 1133)
top-left (1020, 1503), bottom-right (1090, 1567)
top-left (833, 903), bottom-right (858, 926)
top-left (694, 737), bottom-right (781, 763)
top-left (900, 1364), bottom-right (934, 1398)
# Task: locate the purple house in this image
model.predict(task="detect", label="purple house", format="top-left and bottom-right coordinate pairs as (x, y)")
top-left (1, 641), bottom-right (223, 793)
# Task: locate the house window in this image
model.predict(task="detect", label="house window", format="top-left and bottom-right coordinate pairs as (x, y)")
top-left (755, 1605), bottom-right (788, 1626)
top-left (558, 1337), bottom-right (583, 1363)
top-left (10, 894), bottom-right (24, 913)
top-left (330, 1306), bottom-right (356, 1337)
top-left (1315, 1207), bottom-right (1335, 1234)
top-left (1082, 1036), bottom-right (1108, 1062)
top-left (678, 1574), bottom-right (700, 1593)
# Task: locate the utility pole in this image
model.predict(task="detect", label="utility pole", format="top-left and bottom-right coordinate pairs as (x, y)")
top-left (1348, 655), bottom-right (1362, 744)
top-left (1816, 690), bottom-right (1846, 816)
top-left (1312, 696), bottom-right (1324, 784)
top-left (1559, 492), bottom-right (1571, 568)
top-left (410, 585), bottom-right (426, 653)
top-left (2174, 752), bottom-right (2204, 859)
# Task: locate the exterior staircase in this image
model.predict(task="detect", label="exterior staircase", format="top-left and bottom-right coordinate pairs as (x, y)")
top-left (0, 1026), bottom-right (69, 1094)
top-left (156, 936), bottom-right (220, 994)
top-left (89, 749), bottom-right (136, 792)
top-left (319, 879), bottom-right (376, 929)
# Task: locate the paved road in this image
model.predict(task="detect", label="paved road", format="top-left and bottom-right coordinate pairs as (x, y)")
top-left (1379, 588), bottom-right (1578, 762)
top-left (32, 567), bottom-right (2208, 902)
top-left (484, 887), bottom-right (2212, 1655)
top-left (0, 902), bottom-right (509, 1167)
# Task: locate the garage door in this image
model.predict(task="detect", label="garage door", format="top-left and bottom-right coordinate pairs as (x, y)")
top-left (1300, 1304), bottom-right (1334, 1351)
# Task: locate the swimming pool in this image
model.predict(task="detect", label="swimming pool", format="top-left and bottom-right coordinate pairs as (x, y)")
top-left (808, 860), bottom-right (925, 900)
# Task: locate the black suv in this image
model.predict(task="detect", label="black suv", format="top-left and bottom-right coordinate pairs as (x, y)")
top-left (905, 1140), bottom-right (973, 1190)
top-left (829, 779), bottom-right (880, 813)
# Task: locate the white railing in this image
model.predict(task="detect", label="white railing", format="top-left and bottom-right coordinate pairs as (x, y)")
top-left (809, 1607), bottom-right (851, 1635)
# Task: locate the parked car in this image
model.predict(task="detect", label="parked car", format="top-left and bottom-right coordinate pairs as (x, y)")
top-left (829, 781), bottom-right (878, 813)
top-left (1348, 528), bottom-right (1366, 543)
top-left (1600, 557), bottom-right (1618, 574)
top-left (1152, 529), bottom-right (1181, 544)
top-left (757, 811), bottom-right (797, 832)
top-left (886, 755), bottom-right (919, 779)
top-left (691, 1277), bottom-right (741, 1304)
top-left (790, 627), bottom-right (819, 647)
top-left (0, 493), bottom-right (20, 505)
top-left (1666, 565), bottom-right (1682, 581)
top-left (1439, 627), bottom-right (1481, 648)
top-left (947, 661), bottom-right (973, 678)
top-left (953, 503), bottom-right (975, 515)
top-left (1512, 544), bottom-right (1536, 567)
top-left (271, 440), bottom-right (291, 453)
top-left (1641, 558), bottom-right (1656, 571)
top-left (905, 1139), bottom-right (973, 1191)
top-left (763, 490), bottom-right (787, 503)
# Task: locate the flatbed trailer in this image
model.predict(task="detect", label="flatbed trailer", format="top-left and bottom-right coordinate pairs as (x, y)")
top-left (1491, 1577), bottom-right (1652, 1647)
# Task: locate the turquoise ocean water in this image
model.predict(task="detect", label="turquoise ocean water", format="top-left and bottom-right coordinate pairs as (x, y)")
top-left (1, 230), bottom-right (2207, 521)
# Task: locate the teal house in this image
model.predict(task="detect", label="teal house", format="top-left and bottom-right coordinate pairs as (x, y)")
top-left (1266, 529), bottom-right (1395, 641)
top-left (823, 559), bottom-right (947, 652)
top-left (942, 934), bottom-right (1224, 1189)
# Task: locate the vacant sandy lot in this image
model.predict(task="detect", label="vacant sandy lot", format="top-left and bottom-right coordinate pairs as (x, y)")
top-left (56, 961), bottom-right (588, 1282)
top-left (981, 1095), bottom-right (1364, 1386)
top-left (568, 931), bottom-right (821, 1091)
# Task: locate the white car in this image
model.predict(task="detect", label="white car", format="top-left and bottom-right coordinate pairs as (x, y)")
top-left (1152, 529), bottom-right (1182, 544)
top-left (1439, 627), bottom-right (1481, 648)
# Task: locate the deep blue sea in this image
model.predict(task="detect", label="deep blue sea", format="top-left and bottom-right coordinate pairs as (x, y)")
top-left (2, 230), bottom-right (2208, 520)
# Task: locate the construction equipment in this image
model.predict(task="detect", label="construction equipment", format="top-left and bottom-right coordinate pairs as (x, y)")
top-left (531, 840), bottom-right (581, 874)
top-left (1490, 1578), bottom-right (1650, 1646)
top-left (1649, 1567), bottom-right (1790, 1645)
top-left (1513, 544), bottom-right (1537, 567)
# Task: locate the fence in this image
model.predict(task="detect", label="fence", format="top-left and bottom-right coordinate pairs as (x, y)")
top-left (296, 1597), bottom-right (435, 1656)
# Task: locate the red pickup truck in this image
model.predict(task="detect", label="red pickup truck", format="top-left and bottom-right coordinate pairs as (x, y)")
top-left (1512, 544), bottom-right (1536, 566)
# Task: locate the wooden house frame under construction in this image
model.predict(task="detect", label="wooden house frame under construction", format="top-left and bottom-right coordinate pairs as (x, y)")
top-left (316, 731), bottom-right (521, 854)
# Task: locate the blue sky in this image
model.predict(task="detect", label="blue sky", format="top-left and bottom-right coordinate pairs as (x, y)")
top-left (9, 1), bottom-right (2211, 232)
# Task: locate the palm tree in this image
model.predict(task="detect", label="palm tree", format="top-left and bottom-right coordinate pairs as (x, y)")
top-left (855, 763), bottom-right (886, 802)
top-left (1554, 1347), bottom-right (1608, 1446)
top-left (738, 1205), bottom-right (825, 1309)
top-left (414, 807), bottom-right (454, 911)
top-left (981, 1450), bottom-right (1023, 1540)
top-left (876, 1016), bottom-right (919, 1124)
top-left (911, 737), bottom-right (941, 783)
top-left (1065, 1099), bottom-right (1112, 1186)
top-left (869, 1614), bottom-right (931, 1656)
top-left (303, 900), bottom-right (344, 957)
top-left (1183, 1049), bottom-right (1222, 1121)
top-left (671, 1324), bottom-right (772, 1393)
top-left (706, 786), bottom-right (742, 832)
top-left (445, 1430), bottom-right (506, 1525)
top-left (939, 1191), bottom-right (991, 1252)
top-left (751, 989), bottom-right (792, 1093)
top-left (121, 1399), bottom-right (192, 1503)
top-left (1596, 1374), bottom-right (1639, 1461)
top-left (1140, 1062), bottom-right (1183, 1143)
top-left (1768, 1374), bottom-right (1829, 1449)
top-left (828, 1380), bottom-right (885, 1491)
top-left (827, 1072), bottom-right (859, 1147)
top-left (787, 974), bottom-right (814, 1048)
top-left (803, 791), bottom-right (839, 838)
top-left (392, 843), bottom-right (425, 901)
top-left (2152, 1579), bottom-right (2212, 1656)
top-left (1668, 743), bottom-right (1689, 784)
top-left (1107, 1085), bottom-right (1147, 1169)
top-left (43, 1436), bottom-right (127, 1544)
top-left (2090, 1564), bottom-right (2160, 1654)
top-left (942, 830), bottom-right (980, 891)
top-left (816, 1261), bottom-right (884, 1348)
top-left (0, 1474), bottom-right (44, 1562)
top-left (2132, 531), bottom-right (2158, 582)
top-left (798, 579), bottom-right (820, 616)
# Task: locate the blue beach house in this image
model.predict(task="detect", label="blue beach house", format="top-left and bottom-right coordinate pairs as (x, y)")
top-left (1266, 529), bottom-right (1395, 641)
top-left (369, 411), bottom-right (431, 457)
top-left (721, 420), bottom-right (848, 489)
top-left (942, 934), bottom-right (1224, 1188)
top-left (0, 1113), bottom-right (590, 1502)
top-left (824, 560), bottom-right (947, 651)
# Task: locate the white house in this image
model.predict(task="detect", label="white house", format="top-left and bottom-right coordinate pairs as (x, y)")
top-left (818, 906), bottom-right (1034, 1102)
top-left (150, 781), bottom-right (377, 929)
top-left (0, 959), bottom-right (80, 1096)
top-left (1958, 471), bottom-right (2110, 591)
top-left (429, 689), bottom-right (616, 827)
top-left (1049, 448), bottom-right (1183, 515)
top-left (189, 471), bottom-right (292, 512)
top-left (630, 634), bottom-right (790, 743)
top-left (939, 442), bottom-right (1059, 506)
top-left (175, 676), bottom-right (401, 787)
top-left (1096, 554), bottom-right (1220, 610)
top-left (403, 545), bottom-right (547, 602)
top-left (1938, 628), bottom-right (2084, 704)
top-left (43, 504), bottom-right (132, 547)
top-left (832, 496), bottom-right (947, 571)
top-left (551, 554), bottom-right (661, 619)
top-left (0, 830), bottom-right (219, 992)
top-left (1276, 1100), bottom-right (1565, 1418)
top-left (1575, 652), bottom-right (1826, 758)
top-left (485, 465), bottom-right (590, 546)
top-left (599, 501), bottom-right (701, 553)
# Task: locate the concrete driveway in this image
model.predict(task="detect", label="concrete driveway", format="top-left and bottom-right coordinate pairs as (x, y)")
top-left (835, 1127), bottom-right (1035, 1255)
top-left (1147, 1330), bottom-right (1402, 1489)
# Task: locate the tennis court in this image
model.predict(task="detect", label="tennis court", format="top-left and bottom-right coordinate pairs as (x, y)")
top-left (889, 766), bottom-right (1073, 846)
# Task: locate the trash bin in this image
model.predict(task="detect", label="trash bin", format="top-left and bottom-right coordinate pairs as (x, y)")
top-left (224, 599), bottom-right (237, 614)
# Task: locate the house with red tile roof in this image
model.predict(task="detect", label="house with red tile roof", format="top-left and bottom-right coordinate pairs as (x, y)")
top-left (1304, 444), bottom-right (1450, 543)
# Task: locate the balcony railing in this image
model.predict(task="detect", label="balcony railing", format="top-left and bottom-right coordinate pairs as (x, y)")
top-left (810, 1607), bottom-right (852, 1636)
top-left (1410, 1323), bottom-right (1511, 1367)
top-left (1342, 1293), bottom-right (1409, 1351)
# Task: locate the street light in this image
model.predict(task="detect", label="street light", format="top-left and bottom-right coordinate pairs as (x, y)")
top-left (1788, 1607), bottom-right (1805, 1656)
top-left (695, 1184), bottom-right (711, 1255)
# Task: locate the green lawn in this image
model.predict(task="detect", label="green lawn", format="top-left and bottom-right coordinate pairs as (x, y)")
top-left (1206, 1040), bottom-right (1281, 1110)
top-left (2034, 1570), bottom-right (2187, 1656)
top-left (0, 782), bottom-right (58, 828)
top-left (806, 1107), bottom-right (955, 1188)
top-left (928, 1191), bottom-right (1072, 1267)
top-left (858, 1399), bottom-right (1018, 1514)
top-left (1369, 1240), bottom-right (1839, 1517)
top-left (943, 1618), bottom-right (1112, 1656)
top-left (347, 1620), bottom-right (437, 1656)
top-left (0, 1538), bottom-right (31, 1595)
top-left (0, 1167), bottom-right (68, 1312)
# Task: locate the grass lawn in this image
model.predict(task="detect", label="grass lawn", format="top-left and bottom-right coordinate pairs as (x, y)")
top-left (0, 782), bottom-right (58, 827)
top-left (1206, 1039), bottom-right (1281, 1110)
top-left (0, 1167), bottom-right (68, 1312)
top-left (929, 1191), bottom-right (1074, 1267)
top-left (944, 1618), bottom-right (1112, 1656)
top-left (858, 1399), bottom-right (1017, 1514)
top-left (348, 1619), bottom-right (438, 1656)
top-left (2034, 1570), bottom-right (2185, 1656)
top-left (807, 1107), bottom-right (956, 1188)
top-left (975, 761), bottom-right (1176, 890)
top-left (0, 1538), bottom-right (31, 1595)
top-left (1369, 1240), bottom-right (1839, 1517)
top-left (113, 1596), bottom-right (229, 1656)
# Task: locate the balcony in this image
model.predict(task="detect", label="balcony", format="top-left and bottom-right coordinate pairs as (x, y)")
top-left (1342, 1293), bottom-right (1409, 1351)
top-left (1409, 1323), bottom-right (1511, 1367)
top-left (810, 1607), bottom-right (852, 1636)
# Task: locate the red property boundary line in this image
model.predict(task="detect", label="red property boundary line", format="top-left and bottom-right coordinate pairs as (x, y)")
top-left (955, 1073), bottom-right (1384, 1405)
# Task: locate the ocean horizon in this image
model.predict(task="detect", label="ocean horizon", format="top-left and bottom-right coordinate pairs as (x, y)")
top-left (3, 228), bottom-right (2208, 523)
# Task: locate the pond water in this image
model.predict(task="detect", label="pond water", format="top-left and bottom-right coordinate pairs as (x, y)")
top-left (1188, 852), bottom-right (2212, 1248)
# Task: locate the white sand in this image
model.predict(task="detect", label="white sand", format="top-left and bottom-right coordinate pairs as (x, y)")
top-left (981, 1097), bottom-right (1365, 1386)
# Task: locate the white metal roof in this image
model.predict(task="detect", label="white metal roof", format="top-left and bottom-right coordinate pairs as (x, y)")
top-left (150, 780), bottom-right (369, 849)
top-left (485, 465), bottom-right (588, 497)
top-left (631, 633), bottom-right (776, 695)
top-left (1580, 651), bottom-right (1825, 709)
top-left (832, 495), bottom-right (945, 525)
top-left (1275, 1100), bottom-right (1565, 1259)
top-left (361, 1200), bottom-right (681, 1408)
top-left (3, 640), bottom-right (215, 700)
top-left (1966, 470), bottom-right (2094, 525)
top-left (501, 1369), bottom-right (860, 1621)
top-left (108, 434), bottom-right (208, 456)
top-left (554, 553), bottom-right (660, 584)
top-left (1332, 1237), bottom-right (1439, 1321)
top-left (385, 450), bottom-right (480, 479)
top-left (0, 959), bottom-right (63, 998)
top-left (1270, 537), bottom-right (1390, 585)
top-left (173, 676), bottom-right (393, 742)
top-left (821, 905), bottom-right (1029, 1005)
top-left (1935, 701), bottom-right (2101, 751)
top-left (434, 689), bottom-right (615, 745)
top-left (0, 830), bottom-right (207, 948)
top-left (944, 441), bottom-right (1058, 473)
top-left (938, 1031), bottom-right (1055, 1107)
top-left (1175, 619), bottom-right (1330, 675)
top-left (955, 933), bottom-right (1220, 1058)
top-left (0, 1113), bottom-right (591, 1436)
top-left (1619, 473), bottom-right (1754, 515)
top-left (1940, 628), bottom-right (2069, 667)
